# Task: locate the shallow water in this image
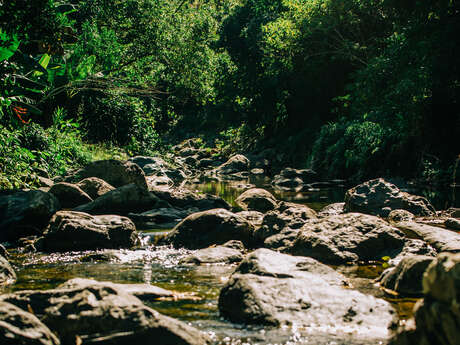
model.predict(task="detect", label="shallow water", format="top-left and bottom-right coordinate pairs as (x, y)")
top-left (6, 176), bottom-right (453, 344)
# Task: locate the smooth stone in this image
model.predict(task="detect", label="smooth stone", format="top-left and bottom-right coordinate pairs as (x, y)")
top-left (181, 246), bottom-right (243, 264)
top-left (215, 154), bottom-right (250, 175)
top-left (152, 187), bottom-right (230, 211)
top-left (76, 177), bottom-right (115, 199)
top-left (235, 188), bottom-right (278, 212)
top-left (48, 182), bottom-right (92, 208)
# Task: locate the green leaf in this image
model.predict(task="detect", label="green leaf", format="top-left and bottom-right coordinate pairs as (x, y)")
top-left (39, 54), bottom-right (51, 69)
top-left (0, 30), bottom-right (20, 61)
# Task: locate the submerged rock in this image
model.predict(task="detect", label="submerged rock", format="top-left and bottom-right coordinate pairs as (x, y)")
top-left (235, 188), bottom-right (278, 212)
top-left (0, 190), bottom-right (60, 242)
top-left (48, 182), bottom-right (92, 208)
top-left (76, 177), bottom-right (115, 199)
top-left (219, 249), bottom-right (395, 342)
top-left (164, 208), bottom-right (255, 249)
top-left (42, 211), bottom-right (139, 252)
top-left (0, 279), bottom-right (210, 345)
top-left (378, 255), bottom-right (435, 296)
top-left (389, 253), bottom-right (460, 345)
top-left (0, 301), bottom-right (60, 345)
top-left (344, 178), bottom-right (435, 217)
top-left (289, 213), bottom-right (405, 264)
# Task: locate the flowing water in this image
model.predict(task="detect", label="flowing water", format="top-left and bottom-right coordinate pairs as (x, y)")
top-left (3, 176), bottom-right (458, 344)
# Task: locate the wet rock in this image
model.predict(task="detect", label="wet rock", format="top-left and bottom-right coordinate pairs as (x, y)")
top-left (318, 202), bottom-right (345, 217)
top-left (42, 211), bottom-right (138, 252)
top-left (48, 182), bottom-right (92, 208)
top-left (74, 183), bottom-right (162, 215)
top-left (0, 280), bottom-right (210, 345)
top-left (164, 208), bottom-right (255, 249)
top-left (0, 301), bottom-right (60, 345)
top-left (152, 187), bottom-right (230, 211)
top-left (378, 255), bottom-right (435, 296)
top-left (271, 176), bottom-right (303, 189)
top-left (254, 202), bottom-right (317, 243)
top-left (66, 159), bottom-right (148, 190)
top-left (128, 207), bottom-right (197, 230)
top-left (219, 249), bottom-right (395, 341)
top-left (235, 188), bottom-right (278, 212)
top-left (0, 190), bottom-right (60, 242)
top-left (0, 255), bottom-right (16, 286)
top-left (289, 213), bottom-right (405, 265)
top-left (445, 217), bottom-right (460, 230)
top-left (181, 246), bottom-right (243, 264)
top-left (215, 154), bottom-right (250, 175)
top-left (392, 221), bottom-right (460, 252)
top-left (389, 253), bottom-right (460, 345)
top-left (388, 209), bottom-right (415, 223)
top-left (236, 211), bottom-right (264, 227)
top-left (76, 177), bottom-right (115, 199)
top-left (344, 178), bottom-right (435, 217)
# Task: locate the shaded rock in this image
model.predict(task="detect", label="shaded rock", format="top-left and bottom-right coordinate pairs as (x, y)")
top-left (216, 154), bottom-right (250, 175)
top-left (235, 211), bottom-right (264, 227)
top-left (389, 253), bottom-right (460, 345)
top-left (264, 228), bottom-right (300, 252)
top-left (164, 208), bottom-right (255, 249)
top-left (0, 301), bottom-right (60, 345)
top-left (0, 244), bottom-right (8, 258)
top-left (271, 176), bottom-right (303, 189)
top-left (66, 159), bottom-right (148, 190)
top-left (0, 279), bottom-right (210, 345)
top-left (74, 183), bottom-right (162, 215)
top-left (378, 255), bottom-right (435, 296)
top-left (0, 255), bottom-right (16, 286)
top-left (219, 249), bottom-right (395, 341)
top-left (49, 182), bottom-right (92, 209)
top-left (37, 176), bottom-right (54, 188)
top-left (277, 168), bottom-right (317, 182)
top-left (42, 211), bottom-right (138, 252)
top-left (76, 177), bottom-right (115, 199)
top-left (221, 240), bottom-right (245, 251)
top-left (388, 209), bottom-right (415, 223)
top-left (392, 221), bottom-right (460, 252)
top-left (344, 178), bottom-right (435, 217)
top-left (445, 217), bottom-right (460, 230)
top-left (152, 187), bottom-right (230, 211)
top-left (128, 156), bottom-right (168, 172)
top-left (390, 239), bottom-right (437, 266)
top-left (235, 188), bottom-right (278, 212)
top-left (318, 202), bottom-right (345, 217)
top-left (181, 246), bottom-right (243, 264)
top-left (198, 158), bottom-right (222, 169)
top-left (254, 202), bottom-right (317, 243)
top-left (146, 175), bottom-right (174, 188)
top-left (128, 207), bottom-right (197, 230)
top-left (58, 278), bottom-right (174, 302)
top-left (0, 190), bottom-right (60, 242)
top-left (162, 168), bottom-right (188, 182)
top-left (289, 213), bottom-right (405, 264)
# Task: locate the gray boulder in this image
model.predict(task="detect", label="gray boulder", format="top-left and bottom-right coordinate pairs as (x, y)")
top-left (152, 187), bottom-right (230, 211)
top-left (272, 168), bottom-right (317, 189)
top-left (215, 154), bottom-right (250, 175)
top-left (181, 245), bottom-right (244, 264)
top-left (76, 177), bottom-right (115, 199)
top-left (164, 208), bottom-right (255, 249)
top-left (289, 213), bottom-right (405, 264)
top-left (0, 279), bottom-right (210, 345)
top-left (0, 301), bottom-right (60, 345)
top-left (74, 183), bottom-right (162, 215)
top-left (219, 249), bottom-right (395, 342)
top-left (66, 159), bottom-right (148, 190)
top-left (344, 178), bottom-right (435, 217)
top-left (49, 182), bottom-right (92, 208)
top-left (0, 255), bottom-right (16, 286)
top-left (389, 253), bottom-right (460, 345)
top-left (42, 211), bottom-right (138, 252)
top-left (377, 255), bottom-right (435, 296)
top-left (0, 190), bottom-right (60, 242)
top-left (235, 188), bottom-right (278, 212)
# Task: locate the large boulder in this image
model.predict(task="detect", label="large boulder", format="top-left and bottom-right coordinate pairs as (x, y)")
top-left (0, 190), bottom-right (60, 242)
top-left (48, 182), bottom-right (92, 208)
top-left (66, 159), bottom-right (148, 190)
top-left (215, 154), bottom-right (250, 175)
top-left (289, 213), bottom-right (406, 264)
top-left (235, 188), bottom-right (278, 212)
top-left (389, 253), bottom-right (460, 345)
top-left (219, 249), bottom-right (395, 342)
top-left (344, 178), bottom-right (435, 217)
top-left (164, 208), bottom-right (255, 249)
top-left (128, 207), bottom-right (197, 230)
top-left (0, 301), bottom-right (60, 345)
top-left (0, 279), bottom-right (210, 345)
top-left (0, 255), bottom-right (16, 286)
top-left (377, 255), bottom-right (435, 296)
top-left (181, 245), bottom-right (244, 265)
top-left (152, 187), bottom-right (230, 211)
top-left (41, 211), bottom-right (138, 252)
top-left (76, 177), bottom-right (115, 199)
top-left (272, 168), bottom-right (317, 190)
top-left (74, 183), bottom-right (163, 215)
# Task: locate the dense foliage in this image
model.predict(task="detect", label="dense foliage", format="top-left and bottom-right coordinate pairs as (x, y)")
top-left (0, 0), bottom-right (458, 188)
